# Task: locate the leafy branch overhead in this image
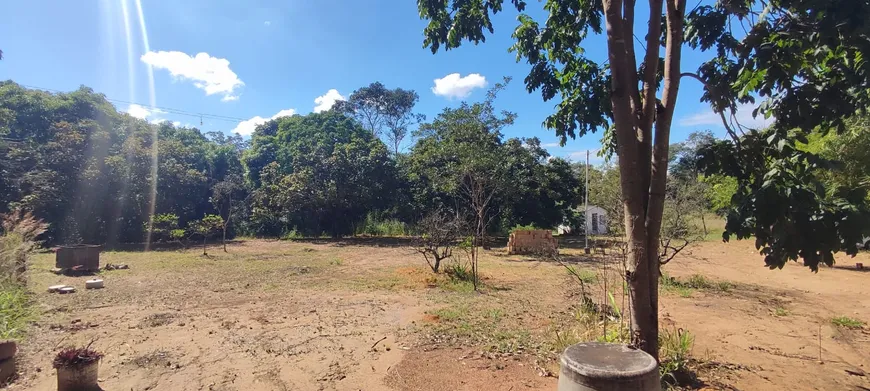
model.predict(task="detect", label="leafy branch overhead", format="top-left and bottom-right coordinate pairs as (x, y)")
top-left (418, 0), bottom-right (870, 272)
top-left (417, 0), bottom-right (870, 359)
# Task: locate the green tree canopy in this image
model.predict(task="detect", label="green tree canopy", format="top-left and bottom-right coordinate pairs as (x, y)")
top-left (244, 111), bottom-right (395, 237)
top-left (0, 81), bottom-right (239, 244)
top-left (335, 82), bottom-right (424, 154)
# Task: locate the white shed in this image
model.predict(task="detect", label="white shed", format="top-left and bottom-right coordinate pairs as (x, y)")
top-left (585, 205), bottom-right (608, 235)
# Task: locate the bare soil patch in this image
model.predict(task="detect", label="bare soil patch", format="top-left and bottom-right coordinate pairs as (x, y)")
top-left (6, 238), bottom-right (869, 390)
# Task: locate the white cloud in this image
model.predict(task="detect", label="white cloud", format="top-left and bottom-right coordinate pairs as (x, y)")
top-left (566, 151), bottom-right (605, 165)
top-left (431, 73), bottom-right (487, 99)
top-left (172, 121), bottom-right (181, 127)
top-left (264, 21), bottom-right (271, 26)
top-left (272, 109), bottom-right (296, 118)
top-left (141, 51), bottom-right (244, 101)
top-left (542, 142), bottom-right (561, 148)
top-left (678, 103), bottom-right (774, 130)
top-left (313, 89), bottom-right (346, 113)
top-left (126, 104), bottom-right (166, 121)
top-left (126, 104), bottom-right (152, 119)
top-left (232, 108), bottom-right (297, 136)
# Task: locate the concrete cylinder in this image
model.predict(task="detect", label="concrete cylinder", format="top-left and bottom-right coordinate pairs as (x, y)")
top-left (558, 342), bottom-right (660, 391)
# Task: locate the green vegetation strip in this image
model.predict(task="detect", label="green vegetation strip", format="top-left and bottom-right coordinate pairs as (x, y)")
top-left (0, 282), bottom-right (33, 340)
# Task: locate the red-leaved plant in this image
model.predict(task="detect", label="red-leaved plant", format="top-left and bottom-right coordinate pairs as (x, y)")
top-left (52, 346), bottom-right (103, 369)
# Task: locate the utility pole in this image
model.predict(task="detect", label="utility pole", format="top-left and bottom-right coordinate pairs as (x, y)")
top-left (584, 149), bottom-right (590, 254)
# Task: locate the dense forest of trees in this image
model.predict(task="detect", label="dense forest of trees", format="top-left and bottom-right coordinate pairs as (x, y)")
top-left (0, 81), bottom-right (247, 244)
top-left (3, 79), bottom-right (868, 253)
top-left (0, 80), bottom-right (587, 244)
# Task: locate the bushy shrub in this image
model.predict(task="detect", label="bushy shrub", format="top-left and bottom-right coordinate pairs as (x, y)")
top-left (356, 213), bottom-right (408, 236)
top-left (147, 214), bottom-right (182, 243)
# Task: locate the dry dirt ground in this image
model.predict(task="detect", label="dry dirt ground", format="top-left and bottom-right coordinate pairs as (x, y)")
top-left (7, 238), bottom-right (870, 390)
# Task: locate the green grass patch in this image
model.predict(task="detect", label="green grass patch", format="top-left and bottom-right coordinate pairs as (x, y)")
top-left (431, 306), bottom-right (467, 322)
top-left (659, 328), bottom-right (696, 388)
top-left (565, 265), bottom-right (597, 284)
top-left (698, 214), bottom-right (726, 242)
top-left (355, 213), bottom-right (409, 237)
top-left (773, 307), bottom-right (789, 317)
top-left (0, 282), bottom-right (34, 340)
top-left (436, 278), bottom-right (476, 293)
top-left (660, 272), bottom-right (734, 297)
top-left (660, 273), bottom-right (693, 297)
top-left (831, 316), bottom-right (865, 329)
top-left (423, 294), bottom-right (535, 354)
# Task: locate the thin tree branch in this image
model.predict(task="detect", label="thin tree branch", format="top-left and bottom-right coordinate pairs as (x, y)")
top-left (680, 72), bottom-right (744, 146)
top-left (624, 0), bottom-right (642, 119)
top-left (633, 34), bottom-right (648, 53)
top-left (659, 237), bottom-right (689, 265)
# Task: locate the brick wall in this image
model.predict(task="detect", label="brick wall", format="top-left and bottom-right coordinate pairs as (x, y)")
top-left (507, 230), bottom-right (558, 256)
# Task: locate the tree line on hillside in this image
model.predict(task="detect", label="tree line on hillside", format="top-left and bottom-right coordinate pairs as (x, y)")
top-left (0, 80), bottom-right (586, 245)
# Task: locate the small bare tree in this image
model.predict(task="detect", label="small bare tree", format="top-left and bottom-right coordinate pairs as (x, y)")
top-left (413, 210), bottom-right (465, 273)
top-left (211, 174), bottom-right (247, 252)
top-left (659, 178), bottom-right (706, 265)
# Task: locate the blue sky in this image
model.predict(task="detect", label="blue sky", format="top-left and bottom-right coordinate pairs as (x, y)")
top-left (0, 0), bottom-right (770, 162)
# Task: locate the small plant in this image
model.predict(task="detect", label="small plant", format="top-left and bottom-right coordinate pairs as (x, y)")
top-left (55, 345), bottom-right (103, 391)
top-left (685, 274), bottom-right (712, 289)
top-left (146, 213), bottom-right (181, 243)
top-left (715, 281), bottom-right (735, 292)
top-left (509, 223), bottom-right (540, 233)
top-left (598, 325), bottom-right (631, 344)
top-left (444, 261), bottom-right (474, 283)
top-left (831, 316), bottom-right (865, 329)
top-left (356, 213), bottom-right (408, 236)
top-left (0, 283), bottom-right (33, 340)
top-left (190, 214), bottom-right (224, 255)
top-left (53, 346), bottom-right (103, 369)
top-left (282, 228), bottom-right (303, 240)
top-left (773, 307), bottom-right (789, 317)
top-left (551, 328), bottom-right (583, 353)
top-left (329, 258), bottom-right (343, 266)
top-left (661, 272), bottom-right (733, 297)
top-left (564, 265), bottom-right (597, 284)
top-left (660, 273), bottom-right (693, 297)
top-left (659, 328), bottom-right (695, 388)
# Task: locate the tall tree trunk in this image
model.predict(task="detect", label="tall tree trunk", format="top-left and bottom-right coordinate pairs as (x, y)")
top-left (202, 236), bottom-right (207, 256)
top-left (645, 0), bottom-right (686, 361)
top-left (472, 212), bottom-right (483, 291)
top-left (223, 196), bottom-right (231, 253)
top-left (603, 0), bottom-right (661, 358)
top-left (701, 213), bottom-right (708, 236)
top-left (222, 225), bottom-right (228, 252)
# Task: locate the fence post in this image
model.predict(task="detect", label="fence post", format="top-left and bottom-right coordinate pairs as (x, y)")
top-left (558, 342), bottom-right (660, 391)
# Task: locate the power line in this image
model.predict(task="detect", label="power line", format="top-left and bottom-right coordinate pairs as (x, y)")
top-left (18, 84), bottom-right (249, 123)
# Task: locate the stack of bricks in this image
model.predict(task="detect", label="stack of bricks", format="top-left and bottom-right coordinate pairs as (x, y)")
top-left (507, 229), bottom-right (558, 256)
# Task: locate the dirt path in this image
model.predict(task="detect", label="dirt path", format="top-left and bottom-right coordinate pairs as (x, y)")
top-left (663, 241), bottom-right (870, 390)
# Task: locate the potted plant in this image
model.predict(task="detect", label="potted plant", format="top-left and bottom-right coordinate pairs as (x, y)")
top-left (53, 346), bottom-right (102, 391)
